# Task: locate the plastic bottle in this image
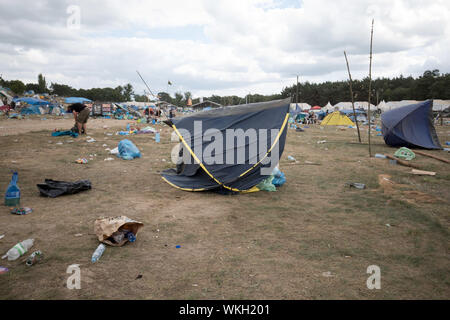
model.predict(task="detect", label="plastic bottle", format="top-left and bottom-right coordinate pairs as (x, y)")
top-left (26, 250), bottom-right (43, 266)
top-left (126, 123), bottom-right (131, 131)
top-left (155, 132), bottom-right (160, 143)
top-left (5, 171), bottom-right (20, 207)
top-left (91, 244), bottom-right (106, 263)
top-left (374, 153), bottom-right (387, 159)
top-left (2, 239), bottom-right (34, 261)
top-left (126, 231), bottom-right (136, 243)
top-left (287, 155), bottom-right (296, 161)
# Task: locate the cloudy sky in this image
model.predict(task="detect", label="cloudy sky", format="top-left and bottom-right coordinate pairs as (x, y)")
top-left (0, 0), bottom-right (449, 98)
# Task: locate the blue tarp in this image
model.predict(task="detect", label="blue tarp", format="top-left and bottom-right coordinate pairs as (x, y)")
top-left (20, 105), bottom-right (42, 114)
top-left (13, 97), bottom-right (50, 105)
top-left (381, 100), bottom-right (442, 150)
top-left (64, 97), bottom-right (92, 104)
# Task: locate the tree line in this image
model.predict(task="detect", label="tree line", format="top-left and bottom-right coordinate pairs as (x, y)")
top-left (1, 70), bottom-right (449, 107)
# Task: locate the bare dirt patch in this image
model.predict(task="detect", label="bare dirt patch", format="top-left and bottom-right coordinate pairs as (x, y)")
top-left (0, 116), bottom-right (449, 299)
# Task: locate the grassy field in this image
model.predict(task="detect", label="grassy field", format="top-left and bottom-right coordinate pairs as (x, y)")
top-left (0, 115), bottom-right (449, 299)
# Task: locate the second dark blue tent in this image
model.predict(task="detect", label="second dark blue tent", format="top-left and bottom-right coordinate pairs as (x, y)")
top-left (381, 100), bottom-right (441, 149)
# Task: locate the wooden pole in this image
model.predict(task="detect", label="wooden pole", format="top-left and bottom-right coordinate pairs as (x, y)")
top-left (367, 19), bottom-right (374, 157)
top-left (344, 51), bottom-right (361, 143)
top-left (296, 75), bottom-right (299, 107)
top-left (413, 150), bottom-right (450, 164)
top-left (384, 154), bottom-right (421, 169)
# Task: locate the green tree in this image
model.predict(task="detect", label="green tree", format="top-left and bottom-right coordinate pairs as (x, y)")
top-left (38, 73), bottom-right (47, 93)
top-left (123, 83), bottom-right (134, 101)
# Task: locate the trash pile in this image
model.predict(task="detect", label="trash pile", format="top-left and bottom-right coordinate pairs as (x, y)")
top-left (90, 216), bottom-right (144, 263)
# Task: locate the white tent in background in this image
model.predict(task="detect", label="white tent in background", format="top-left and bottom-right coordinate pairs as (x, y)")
top-left (377, 100), bottom-right (388, 112)
top-left (322, 101), bottom-right (334, 112)
top-left (432, 99), bottom-right (450, 111)
top-left (333, 101), bottom-right (375, 111)
top-left (385, 100), bottom-right (419, 111)
top-left (290, 103), bottom-right (311, 111)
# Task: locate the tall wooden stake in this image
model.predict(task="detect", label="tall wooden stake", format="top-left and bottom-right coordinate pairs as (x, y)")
top-left (344, 51), bottom-right (361, 143)
top-left (367, 19), bottom-right (374, 157)
top-left (296, 75), bottom-right (299, 108)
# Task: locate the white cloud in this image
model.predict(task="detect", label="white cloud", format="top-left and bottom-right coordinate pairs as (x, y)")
top-left (0, 0), bottom-right (449, 97)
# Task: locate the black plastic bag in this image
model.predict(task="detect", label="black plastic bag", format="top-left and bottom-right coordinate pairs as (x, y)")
top-left (37, 179), bottom-right (92, 198)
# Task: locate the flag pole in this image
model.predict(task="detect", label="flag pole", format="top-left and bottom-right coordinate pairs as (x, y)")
top-left (367, 19), bottom-right (374, 157)
top-left (344, 51), bottom-right (361, 143)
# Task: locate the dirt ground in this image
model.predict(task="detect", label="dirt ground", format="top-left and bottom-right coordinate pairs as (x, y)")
top-left (0, 114), bottom-right (449, 299)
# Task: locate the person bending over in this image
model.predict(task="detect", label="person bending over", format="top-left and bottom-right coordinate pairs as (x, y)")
top-left (67, 103), bottom-right (90, 134)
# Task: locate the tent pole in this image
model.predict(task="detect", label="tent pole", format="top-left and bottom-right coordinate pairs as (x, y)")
top-left (367, 19), bottom-right (374, 157)
top-left (344, 51), bottom-right (361, 143)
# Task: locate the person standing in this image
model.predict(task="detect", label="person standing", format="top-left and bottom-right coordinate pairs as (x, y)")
top-left (67, 102), bottom-right (90, 135)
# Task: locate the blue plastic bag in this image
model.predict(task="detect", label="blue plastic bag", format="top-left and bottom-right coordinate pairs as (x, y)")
top-left (271, 167), bottom-right (286, 187)
top-left (118, 139), bottom-right (141, 160)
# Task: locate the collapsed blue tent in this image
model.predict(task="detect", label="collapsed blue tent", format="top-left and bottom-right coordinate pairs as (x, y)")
top-left (13, 97), bottom-right (50, 106)
top-left (64, 97), bottom-right (92, 104)
top-left (381, 100), bottom-right (441, 149)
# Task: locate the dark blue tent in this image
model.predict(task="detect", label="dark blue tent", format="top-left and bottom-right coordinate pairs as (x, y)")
top-left (161, 99), bottom-right (290, 193)
top-left (381, 100), bottom-right (441, 149)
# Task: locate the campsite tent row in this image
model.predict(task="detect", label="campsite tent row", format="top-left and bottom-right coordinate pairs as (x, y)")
top-left (291, 99), bottom-right (450, 113)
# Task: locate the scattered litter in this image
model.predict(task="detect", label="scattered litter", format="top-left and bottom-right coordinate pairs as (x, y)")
top-left (26, 250), bottom-right (43, 266)
top-left (0, 235), bottom-right (4, 240)
top-left (10, 207), bottom-right (32, 215)
top-left (94, 216), bottom-right (144, 247)
top-left (162, 159), bottom-right (166, 162)
top-left (118, 139), bottom-right (141, 160)
top-left (52, 130), bottom-right (78, 138)
top-left (347, 182), bottom-right (366, 189)
top-left (374, 153), bottom-right (387, 159)
top-left (389, 159), bottom-right (397, 165)
top-left (91, 244), bottom-right (106, 263)
top-left (394, 147), bottom-right (415, 161)
top-left (444, 148), bottom-right (450, 152)
top-left (176, 245), bottom-right (181, 248)
top-left (109, 147), bottom-right (119, 155)
top-left (386, 224), bottom-right (391, 227)
top-left (135, 274), bottom-right (143, 280)
top-left (446, 141), bottom-right (450, 146)
top-left (74, 233), bottom-right (83, 237)
top-left (0, 267), bottom-right (8, 274)
top-left (322, 271), bottom-right (335, 278)
top-left (104, 157), bottom-right (114, 161)
top-left (102, 144), bottom-right (107, 147)
top-left (155, 132), bottom-right (160, 143)
top-left (37, 179), bottom-right (92, 198)
top-left (5, 171), bottom-right (20, 207)
top-left (317, 140), bottom-right (327, 144)
top-left (75, 158), bottom-right (88, 164)
top-left (2, 239), bottom-right (34, 261)
top-left (56, 142), bottom-right (63, 145)
top-left (411, 169), bottom-right (436, 176)
top-left (287, 155), bottom-right (296, 162)
top-left (86, 138), bottom-right (96, 143)
top-left (106, 133), bottom-right (113, 136)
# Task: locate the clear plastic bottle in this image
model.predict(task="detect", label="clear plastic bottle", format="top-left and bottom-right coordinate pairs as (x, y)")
top-left (91, 244), bottom-right (106, 263)
top-left (2, 239), bottom-right (34, 261)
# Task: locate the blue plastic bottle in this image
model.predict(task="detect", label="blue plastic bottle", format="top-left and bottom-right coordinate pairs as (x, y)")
top-left (5, 172), bottom-right (20, 207)
top-left (155, 132), bottom-right (160, 143)
top-left (126, 232), bottom-right (136, 243)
